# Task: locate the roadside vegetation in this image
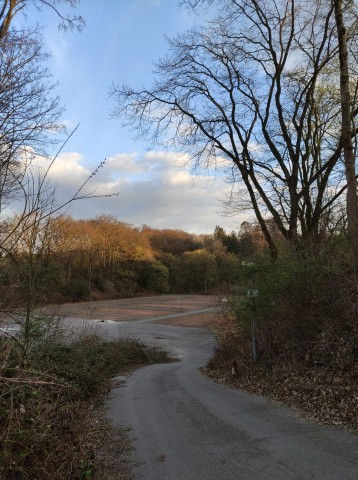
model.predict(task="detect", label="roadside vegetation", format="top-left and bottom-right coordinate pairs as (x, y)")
top-left (0, 326), bottom-right (170, 480)
top-left (205, 237), bottom-right (358, 432)
top-left (1, 0), bottom-right (358, 477)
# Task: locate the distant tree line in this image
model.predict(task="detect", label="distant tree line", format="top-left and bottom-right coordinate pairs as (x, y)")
top-left (0, 214), bottom-right (273, 305)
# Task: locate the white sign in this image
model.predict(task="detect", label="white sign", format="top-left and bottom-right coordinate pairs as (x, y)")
top-left (247, 289), bottom-right (259, 298)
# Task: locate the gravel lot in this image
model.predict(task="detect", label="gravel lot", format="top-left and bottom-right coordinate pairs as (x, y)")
top-left (54, 294), bottom-right (219, 327)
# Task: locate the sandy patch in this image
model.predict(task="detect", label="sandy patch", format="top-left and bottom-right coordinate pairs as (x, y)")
top-left (53, 295), bottom-right (220, 327)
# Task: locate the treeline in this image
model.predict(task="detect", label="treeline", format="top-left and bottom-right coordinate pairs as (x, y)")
top-left (0, 214), bottom-right (268, 306)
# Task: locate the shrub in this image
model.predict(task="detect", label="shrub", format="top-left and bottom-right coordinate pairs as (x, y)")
top-left (147, 261), bottom-right (170, 293)
top-left (0, 333), bottom-right (170, 479)
top-left (218, 239), bottom-right (358, 364)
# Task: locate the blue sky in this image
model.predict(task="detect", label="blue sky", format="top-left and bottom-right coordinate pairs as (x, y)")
top-left (16, 0), bottom-right (243, 234)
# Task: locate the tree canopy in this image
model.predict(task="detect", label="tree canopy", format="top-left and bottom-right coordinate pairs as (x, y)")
top-left (112, 0), bottom-right (358, 257)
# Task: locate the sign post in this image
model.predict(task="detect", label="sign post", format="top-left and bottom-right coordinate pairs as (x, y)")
top-left (247, 289), bottom-right (258, 363)
top-left (242, 262), bottom-right (258, 363)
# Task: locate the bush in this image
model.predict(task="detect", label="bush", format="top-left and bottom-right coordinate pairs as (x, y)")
top-left (0, 333), bottom-right (170, 479)
top-left (223, 241), bottom-right (357, 359)
top-left (94, 278), bottom-right (116, 295)
top-left (67, 279), bottom-right (89, 299)
top-left (206, 240), bottom-right (358, 430)
top-left (147, 261), bottom-right (170, 293)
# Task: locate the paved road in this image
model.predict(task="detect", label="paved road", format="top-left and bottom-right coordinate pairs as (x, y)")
top-left (99, 311), bottom-right (358, 480)
top-left (3, 300), bottom-right (357, 478)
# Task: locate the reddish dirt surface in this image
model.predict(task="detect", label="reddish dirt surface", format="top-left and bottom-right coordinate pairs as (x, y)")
top-left (54, 294), bottom-right (220, 327)
top-left (155, 312), bottom-right (219, 328)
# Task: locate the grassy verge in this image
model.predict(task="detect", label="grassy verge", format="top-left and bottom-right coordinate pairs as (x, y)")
top-left (0, 333), bottom-right (170, 479)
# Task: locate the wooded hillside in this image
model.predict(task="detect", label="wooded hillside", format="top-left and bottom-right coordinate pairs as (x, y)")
top-left (0, 214), bottom-right (262, 308)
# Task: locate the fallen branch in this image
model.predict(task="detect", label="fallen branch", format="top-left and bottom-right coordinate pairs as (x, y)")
top-left (0, 376), bottom-right (70, 387)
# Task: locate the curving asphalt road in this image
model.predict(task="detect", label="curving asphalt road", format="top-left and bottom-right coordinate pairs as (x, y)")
top-left (2, 303), bottom-right (358, 479)
top-left (98, 310), bottom-right (358, 480)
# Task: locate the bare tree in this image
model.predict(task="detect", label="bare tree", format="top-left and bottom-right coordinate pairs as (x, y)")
top-left (112, 0), bottom-right (358, 257)
top-left (333, 0), bottom-right (358, 266)
top-left (0, 0), bottom-right (88, 239)
top-left (0, 29), bottom-right (64, 214)
top-left (0, 0), bottom-right (85, 334)
top-left (0, 133), bottom-right (116, 343)
top-left (0, 0), bottom-right (84, 214)
top-left (0, 0), bottom-right (84, 39)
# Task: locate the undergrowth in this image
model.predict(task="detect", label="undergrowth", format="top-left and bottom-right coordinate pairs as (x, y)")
top-left (206, 243), bottom-right (358, 432)
top-left (0, 333), bottom-right (170, 479)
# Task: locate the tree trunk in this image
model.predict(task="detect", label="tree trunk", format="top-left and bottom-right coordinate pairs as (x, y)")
top-left (0, 0), bottom-right (17, 39)
top-left (334, 0), bottom-right (358, 267)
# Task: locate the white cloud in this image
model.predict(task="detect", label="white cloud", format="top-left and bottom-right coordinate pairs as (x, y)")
top-left (106, 153), bottom-right (143, 174)
top-left (33, 152), bottom-right (91, 188)
top-left (29, 150), bottom-right (246, 234)
top-left (168, 171), bottom-right (192, 186)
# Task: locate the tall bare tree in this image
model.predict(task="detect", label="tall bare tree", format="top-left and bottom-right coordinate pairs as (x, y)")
top-left (333, 0), bottom-right (358, 266)
top-left (112, 0), bottom-right (358, 257)
top-left (0, 29), bottom-right (63, 214)
top-left (0, 0), bottom-right (120, 322)
top-left (0, 0), bottom-right (84, 211)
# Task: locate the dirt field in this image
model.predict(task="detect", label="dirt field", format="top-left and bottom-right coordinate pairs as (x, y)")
top-left (54, 294), bottom-right (220, 327)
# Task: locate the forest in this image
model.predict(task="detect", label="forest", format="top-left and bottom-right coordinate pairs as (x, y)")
top-left (0, 215), bottom-right (262, 307)
top-left (1, 0), bottom-right (358, 478)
